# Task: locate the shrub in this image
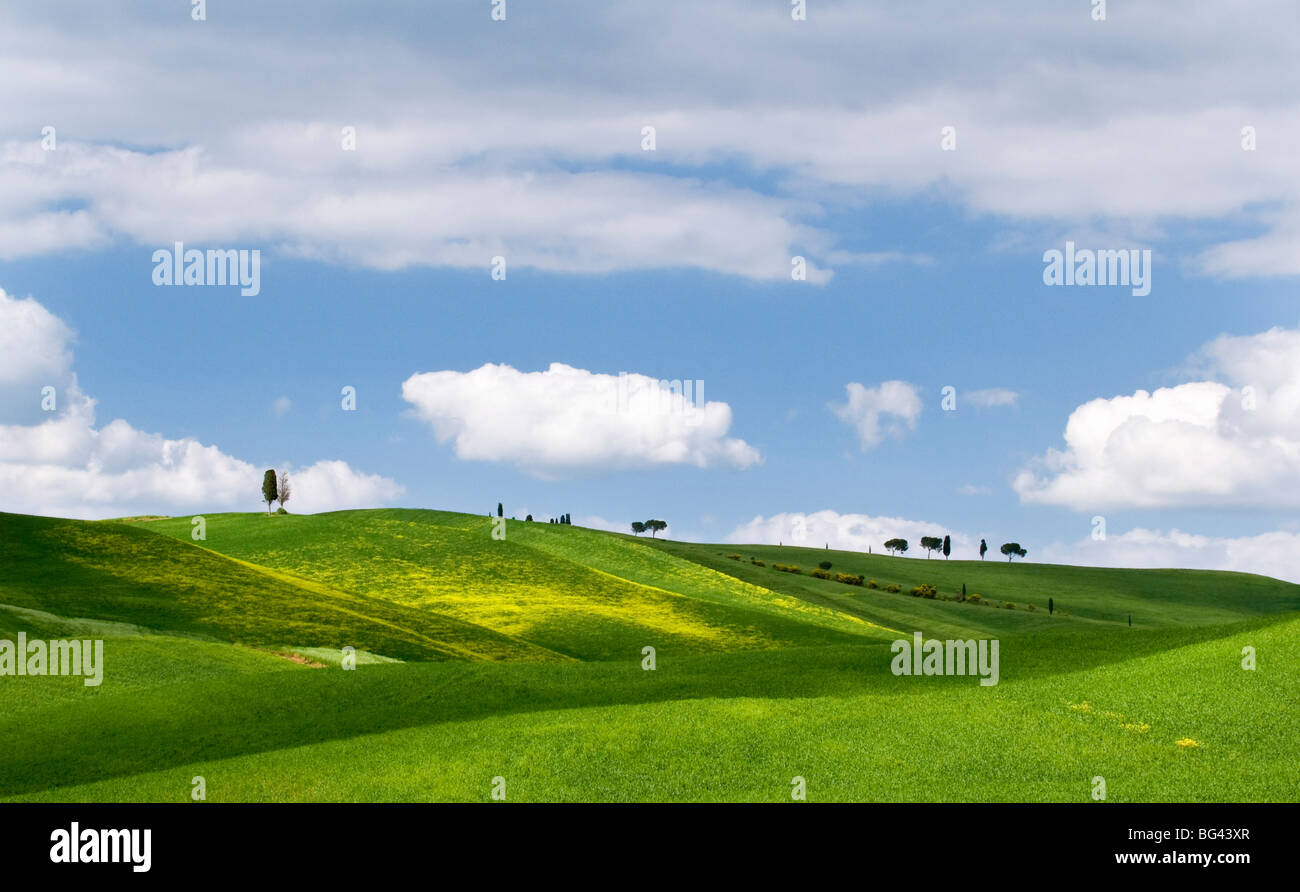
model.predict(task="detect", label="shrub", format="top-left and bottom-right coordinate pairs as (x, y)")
top-left (967, 593), bottom-right (982, 604)
top-left (867, 579), bottom-right (879, 589)
top-left (884, 583), bottom-right (901, 593)
top-left (1004, 601), bottom-right (1015, 609)
top-left (910, 583), bottom-right (938, 599)
top-left (811, 568), bottom-right (833, 580)
top-left (835, 572), bottom-right (864, 586)
top-left (818, 560), bottom-right (832, 571)
top-left (750, 558), bottom-right (766, 567)
top-left (773, 563), bottom-right (801, 574)
top-left (275, 507), bottom-right (288, 515)
top-left (1025, 603), bottom-right (1036, 612)
top-left (726, 554), bottom-right (742, 560)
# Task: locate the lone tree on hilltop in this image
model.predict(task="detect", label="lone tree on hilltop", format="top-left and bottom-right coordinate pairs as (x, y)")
top-left (1001, 542), bottom-right (1027, 562)
top-left (921, 536), bottom-right (943, 558)
top-left (884, 538), bottom-right (908, 556)
top-left (942, 535), bottom-right (951, 559)
top-left (979, 539), bottom-right (988, 560)
top-left (276, 469), bottom-right (291, 512)
top-left (646, 519), bottom-right (667, 538)
top-left (261, 469), bottom-right (278, 515)
top-left (631, 521), bottom-right (646, 536)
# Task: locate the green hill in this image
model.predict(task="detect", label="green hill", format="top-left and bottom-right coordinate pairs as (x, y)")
top-left (134, 510), bottom-right (893, 659)
top-left (0, 511), bottom-right (560, 663)
top-left (0, 507), bottom-right (1295, 803)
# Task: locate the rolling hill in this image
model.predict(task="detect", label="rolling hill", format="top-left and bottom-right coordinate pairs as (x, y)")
top-left (0, 507), bottom-right (1295, 802)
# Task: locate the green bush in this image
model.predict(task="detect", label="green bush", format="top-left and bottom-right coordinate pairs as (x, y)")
top-left (910, 583), bottom-right (938, 599)
top-left (818, 560), bottom-right (833, 571)
top-left (773, 563), bottom-right (801, 574)
top-left (884, 583), bottom-right (901, 593)
top-left (726, 554), bottom-right (742, 560)
top-left (811, 569), bottom-right (832, 580)
top-left (750, 558), bottom-right (766, 567)
top-left (967, 593), bottom-right (982, 604)
top-left (1004, 601), bottom-right (1015, 609)
top-left (867, 579), bottom-right (879, 589)
top-left (275, 507), bottom-right (288, 515)
top-left (835, 572), bottom-right (864, 586)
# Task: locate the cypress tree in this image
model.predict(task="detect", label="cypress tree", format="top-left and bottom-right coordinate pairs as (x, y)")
top-left (261, 469), bottom-right (278, 515)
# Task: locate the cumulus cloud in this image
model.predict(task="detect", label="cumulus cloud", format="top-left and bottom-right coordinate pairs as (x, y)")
top-left (830, 381), bottom-right (922, 449)
top-left (727, 510), bottom-right (968, 555)
top-left (0, 288), bottom-right (78, 425)
top-left (401, 363), bottom-right (760, 477)
top-left (0, 289), bottom-right (403, 519)
top-left (272, 396), bottom-right (291, 417)
top-left (1040, 528), bottom-right (1300, 585)
top-left (964, 388), bottom-right (1019, 409)
top-left (1015, 326), bottom-right (1300, 510)
top-left (287, 461), bottom-right (404, 515)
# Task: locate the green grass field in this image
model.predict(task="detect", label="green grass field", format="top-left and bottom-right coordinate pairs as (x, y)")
top-left (1, 508), bottom-right (1296, 802)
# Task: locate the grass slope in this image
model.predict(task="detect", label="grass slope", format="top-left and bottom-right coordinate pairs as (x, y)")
top-left (5, 616), bottom-right (1295, 802)
top-left (1, 507), bottom-right (1295, 803)
top-left (139, 510), bottom-right (892, 659)
top-left (0, 512), bottom-right (560, 662)
top-left (647, 539), bottom-right (1300, 632)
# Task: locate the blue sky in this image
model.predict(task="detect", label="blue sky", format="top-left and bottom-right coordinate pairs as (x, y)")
top-left (1, 1), bottom-right (1298, 579)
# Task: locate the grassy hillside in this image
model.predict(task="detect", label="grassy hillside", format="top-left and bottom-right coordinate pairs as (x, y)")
top-left (137, 510), bottom-right (892, 659)
top-left (646, 539), bottom-right (1300, 631)
top-left (4, 617), bottom-right (1295, 802)
top-left (0, 507), bottom-right (1295, 803)
top-left (0, 512), bottom-right (559, 662)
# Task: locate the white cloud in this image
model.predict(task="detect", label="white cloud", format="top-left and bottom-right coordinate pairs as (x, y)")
top-left (0, 287), bottom-right (78, 425)
top-left (1040, 527), bottom-right (1300, 585)
top-left (958, 484), bottom-right (992, 496)
top-left (830, 381), bottom-right (922, 449)
top-left (1015, 326), bottom-right (1300, 510)
top-left (1, 2), bottom-right (1297, 279)
top-left (401, 363), bottom-right (760, 477)
top-left (272, 396), bottom-right (291, 417)
top-left (0, 289), bottom-right (403, 519)
top-left (727, 510), bottom-right (968, 556)
top-left (964, 388), bottom-right (1019, 409)
top-left (0, 139), bottom-right (831, 282)
top-left (286, 461), bottom-right (404, 515)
